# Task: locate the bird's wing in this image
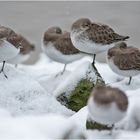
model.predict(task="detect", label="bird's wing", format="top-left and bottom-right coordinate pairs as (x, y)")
top-left (6, 33), bottom-right (22, 48)
top-left (54, 33), bottom-right (80, 55)
top-left (88, 23), bottom-right (129, 44)
top-left (114, 49), bottom-right (140, 70)
top-left (0, 26), bottom-right (21, 48)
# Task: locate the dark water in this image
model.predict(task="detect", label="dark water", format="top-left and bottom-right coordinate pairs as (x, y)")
top-left (0, 1), bottom-right (140, 64)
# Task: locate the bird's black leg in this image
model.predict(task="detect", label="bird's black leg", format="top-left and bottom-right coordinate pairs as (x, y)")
top-left (92, 54), bottom-right (96, 66)
top-left (108, 124), bottom-right (114, 136)
top-left (55, 64), bottom-right (67, 77)
top-left (128, 76), bottom-right (132, 85)
top-left (61, 64), bottom-right (67, 75)
top-left (0, 61), bottom-right (8, 78)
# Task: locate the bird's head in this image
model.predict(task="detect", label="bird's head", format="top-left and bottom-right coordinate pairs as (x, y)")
top-left (71, 18), bottom-right (92, 32)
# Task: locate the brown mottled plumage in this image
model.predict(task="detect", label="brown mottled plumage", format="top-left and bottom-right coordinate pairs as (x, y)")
top-left (108, 42), bottom-right (140, 70)
top-left (92, 86), bottom-right (128, 111)
top-left (71, 18), bottom-right (129, 45)
top-left (54, 32), bottom-right (80, 55)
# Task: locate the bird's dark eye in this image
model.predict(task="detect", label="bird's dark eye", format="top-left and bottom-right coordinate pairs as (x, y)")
top-left (81, 24), bottom-right (89, 28)
top-left (56, 29), bottom-right (61, 34)
top-left (84, 24), bottom-right (89, 27)
top-left (120, 44), bottom-right (127, 49)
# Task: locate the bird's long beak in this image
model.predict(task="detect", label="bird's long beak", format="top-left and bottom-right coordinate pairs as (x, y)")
top-left (91, 23), bottom-right (95, 27)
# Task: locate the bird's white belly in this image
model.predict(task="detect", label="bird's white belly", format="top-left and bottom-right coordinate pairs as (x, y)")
top-left (88, 98), bottom-right (126, 125)
top-left (42, 43), bottom-right (84, 64)
top-left (7, 53), bottom-right (30, 64)
top-left (107, 58), bottom-right (140, 77)
top-left (71, 32), bottom-right (114, 54)
top-left (0, 40), bottom-right (20, 62)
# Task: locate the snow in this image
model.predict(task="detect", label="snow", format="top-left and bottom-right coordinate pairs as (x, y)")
top-left (0, 114), bottom-right (86, 139)
top-left (69, 106), bottom-right (88, 130)
top-left (0, 53), bottom-right (140, 139)
top-left (53, 61), bottom-right (97, 97)
top-left (0, 63), bottom-right (73, 116)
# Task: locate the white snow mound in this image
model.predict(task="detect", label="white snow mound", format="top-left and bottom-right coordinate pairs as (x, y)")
top-left (0, 64), bottom-right (73, 116)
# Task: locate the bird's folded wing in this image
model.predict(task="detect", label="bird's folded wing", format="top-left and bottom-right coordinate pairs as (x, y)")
top-left (88, 23), bottom-right (128, 44)
top-left (114, 52), bottom-right (140, 70)
top-left (54, 33), bottom-right (80, 55)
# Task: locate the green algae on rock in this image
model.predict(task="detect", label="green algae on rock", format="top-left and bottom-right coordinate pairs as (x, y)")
top-left (66, 79), bottom-right (94, 112)
top-left (86, 115), bottom-right (113, 130)
top-left (86, 120), bottom-right (113, 130)
top-left (56, 61), bottom-right (105, 112)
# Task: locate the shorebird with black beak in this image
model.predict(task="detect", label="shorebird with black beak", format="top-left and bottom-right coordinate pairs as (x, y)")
top-left (70, 18), bottom-right (129, 66)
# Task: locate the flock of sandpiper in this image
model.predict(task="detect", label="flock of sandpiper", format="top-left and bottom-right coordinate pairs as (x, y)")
top-left (0, 17), bottom-right (140, 128)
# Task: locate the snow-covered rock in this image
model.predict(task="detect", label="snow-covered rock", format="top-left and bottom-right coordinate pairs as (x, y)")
top-left (54, 61), bottom-right (105, 112)
top-left (0, 64), bottom-right (73, 116)
top-left (38, 71), bottom-right (71, 94)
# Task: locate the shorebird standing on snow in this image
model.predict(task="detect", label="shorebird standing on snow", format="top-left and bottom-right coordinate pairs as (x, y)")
top-left (70, 18), bottom-right (129, 65)
top-left (107, 42), bottom-right (140, 85)
top-left (0, 26), bottom-right (22, 78)
top-left (87, 86), bottom-right (128, 127)
top-left (42, 26), bottom-right (85, 74)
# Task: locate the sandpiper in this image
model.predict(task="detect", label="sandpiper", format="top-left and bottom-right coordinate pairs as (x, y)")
top-left (88, 86), bottom-right (128, 126)
top-left (7, 34), bottom-right (35, 66)
top-left (0, 26), bottom-right (21, 78)
top-left (107, 42), bottom-right (140, 85)
top-left (70, 18), bottom-right (129, 65)
top-left (42, 26), bottom-right (85, 74)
